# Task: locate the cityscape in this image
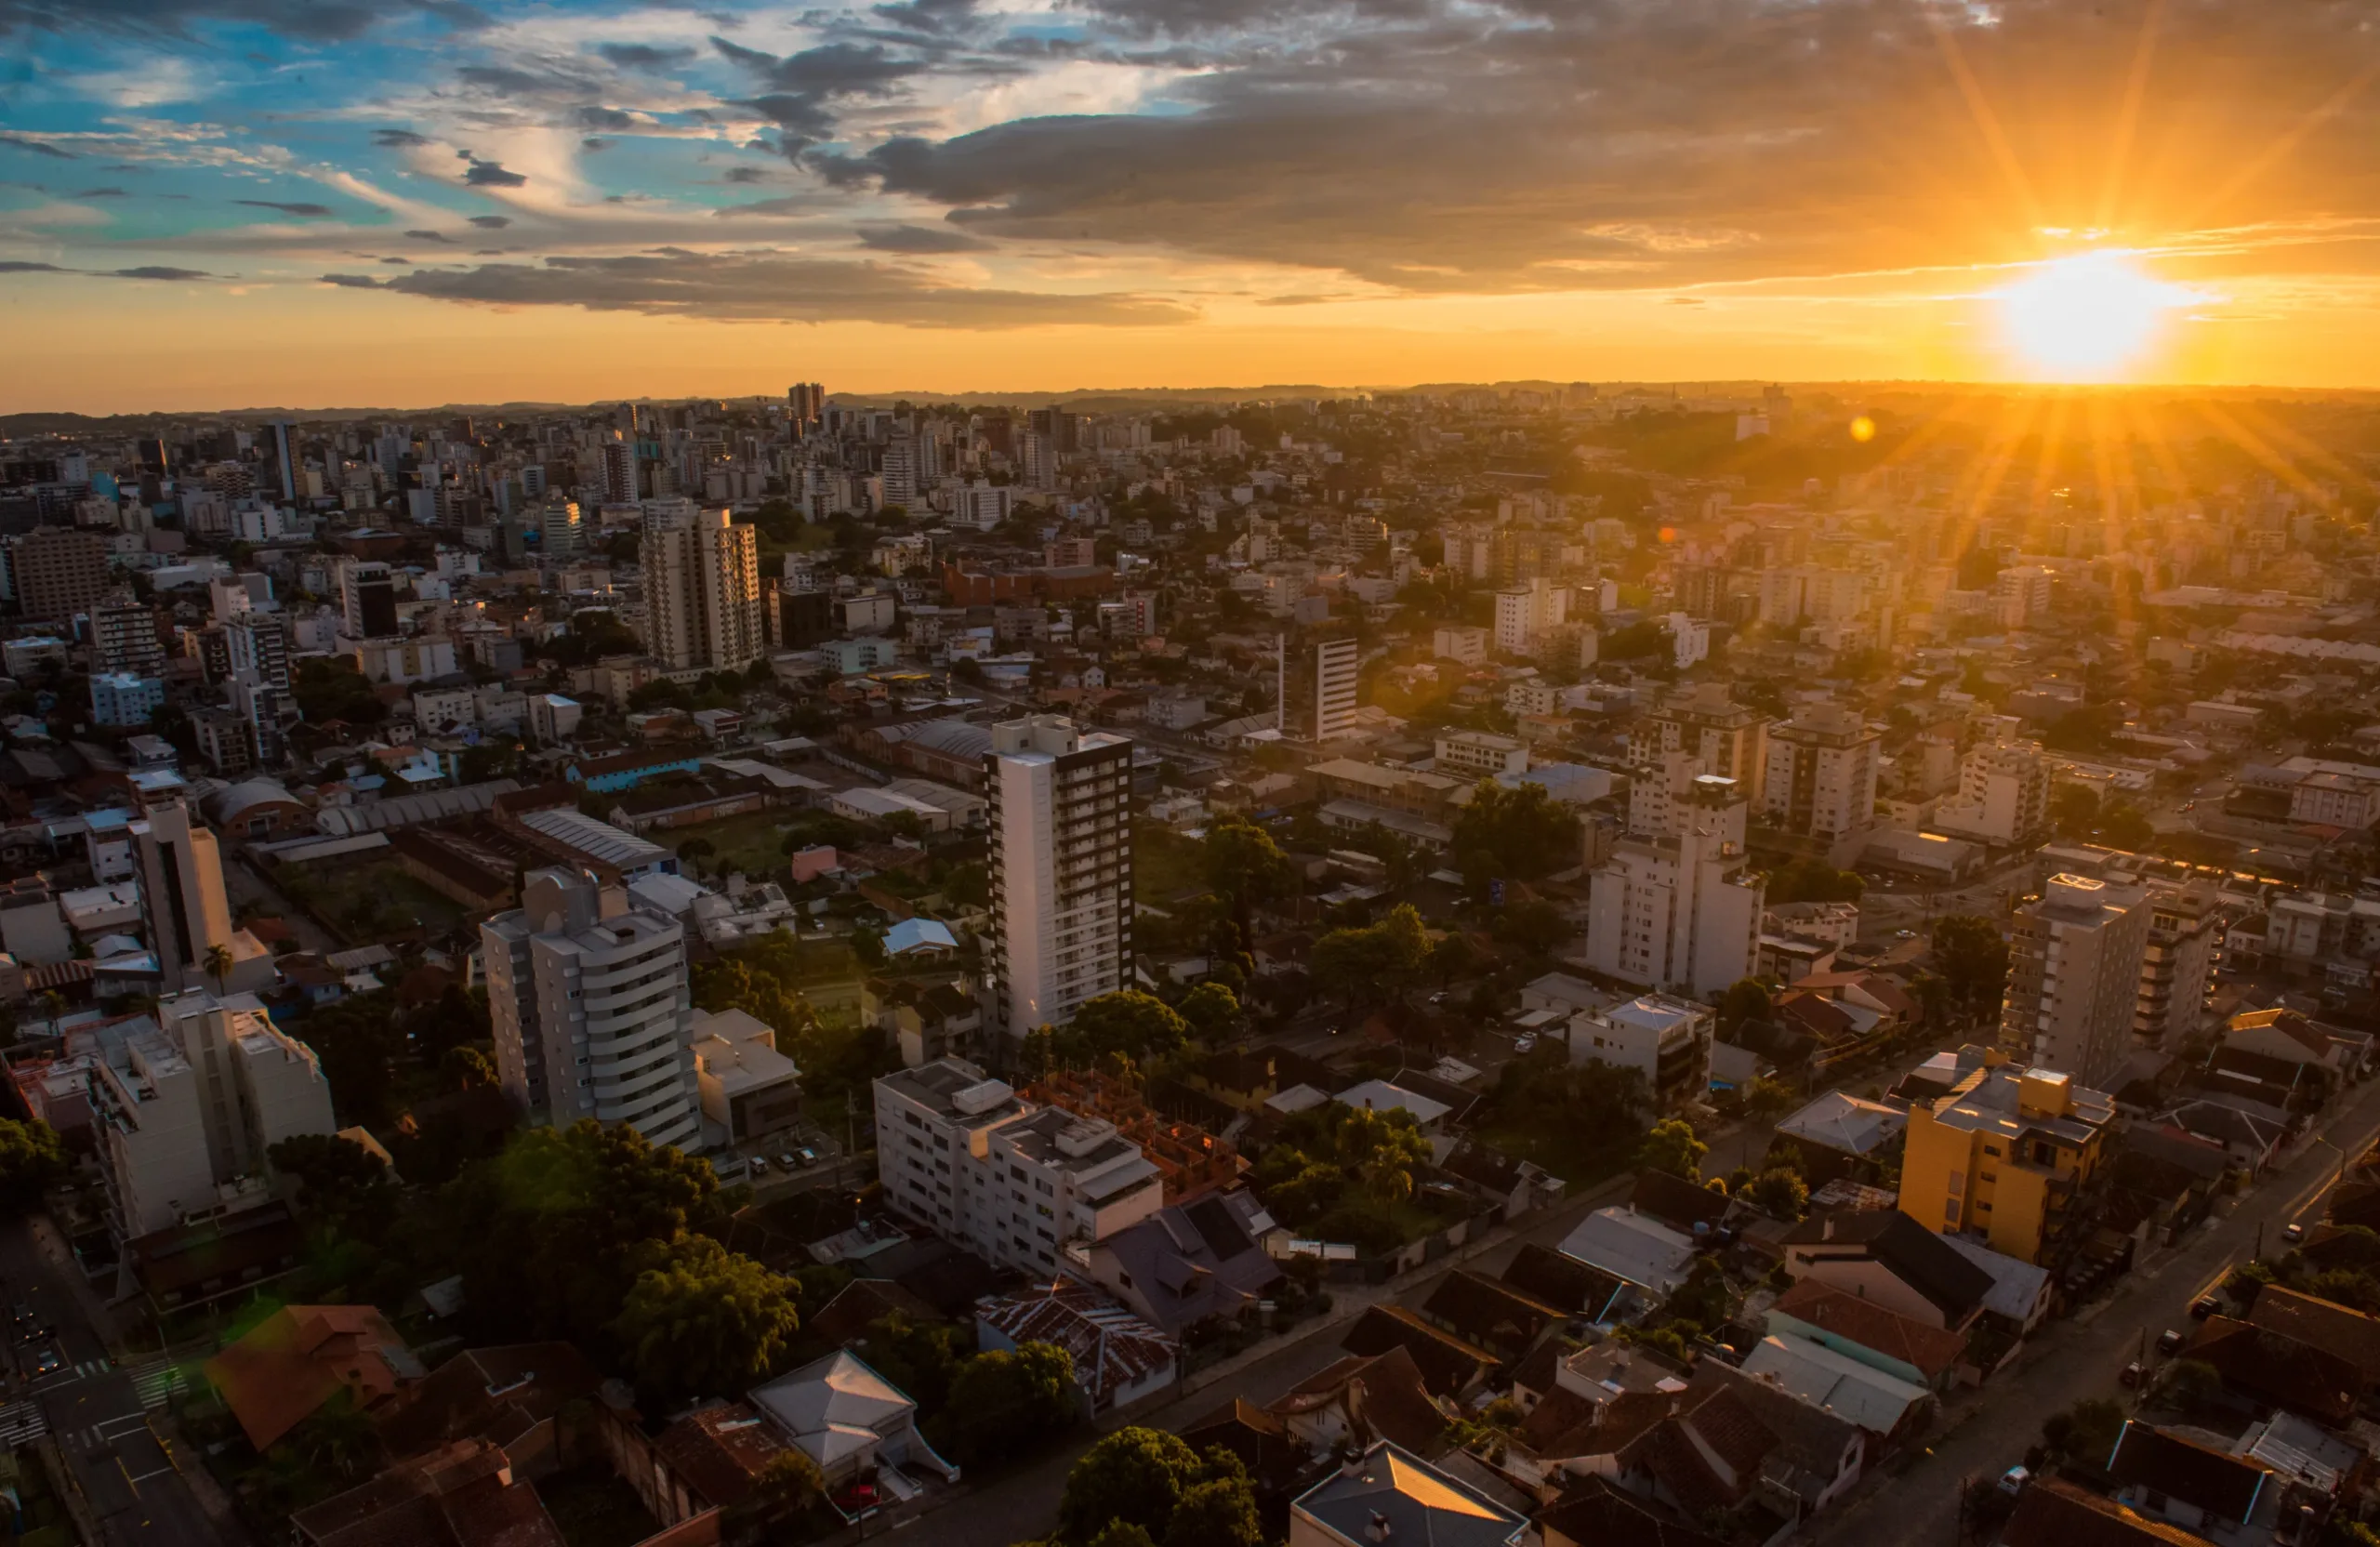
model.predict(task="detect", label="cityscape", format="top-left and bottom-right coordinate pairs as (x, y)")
top-left (9, 1), bottom-right (2380, 1547)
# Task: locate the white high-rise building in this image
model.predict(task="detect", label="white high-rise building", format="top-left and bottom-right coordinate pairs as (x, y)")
top-left (1931, 743), bottom-right (2052, 846)
top-left (136, 799), bottom-right (253, 997)
top-left (641, 506), bottom-right (763, 672)
top-left (985, 716), bottom-right (1133, 1039)
top-left (1763, 702), bottom-right (1881, 841)
top-left (1493, 578), bottom-right (1568, 654)
top-left (481, 867), bottom-right (702, 1150)
top-left (91, 990), bottom-right (337, 1239)
top-left (881, 434), bottom-right (918, 509)
top-left (951, 483), bottom-right (1014, 532)
top-left (1640, 683), bottom-right (1769, 803)
top-left (2002, 873), bottom-right (2152, 1090)
top-left (1281, 633), bottom-right (1361, 743)
top-left (540, 496), bottom-right (584, 559)
top-left (1585, 775), bottom-right (1764, 998)
top-left (873, 1057), bottom-right (1163, 1276)
top-left (2136, 880), bottom-right (2220, 1055)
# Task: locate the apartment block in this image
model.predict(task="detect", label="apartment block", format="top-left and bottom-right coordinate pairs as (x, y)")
top-left (2135, 880), bottom-right (2219, 1055)
top-left (1764, 702), bottom-right (1881, 840)
top-left (1282, 632), bottom-right (1361, 742)
top-left (90, 992), bottom-right (337, 1239)
top-left (985, 716), bottom-right (1133, 1038)
top-left (1435, 731), bottom-right (1527, 779)
top-left (874, 1057), bottom-right (1164, 1277)
top-left (1493, 579), bottom-right (1567, 654)
top-left (641, 506), bottom-right (764, 672)
top-left (1640, 683), bottom-right (1769, 801)
top-left (2001, 873), bottom-right (2152, 1091)
top-left (1432, 626), bottom-right (1488, 666)
top-left (1930, 743), bottom-right (2051, 847)
top-left (1585, 777), bottom-right (1764, 998)
top-left (1897, 1051), bottom-right (2114, 1266)
top-left (1564, 994), bottom-right (1714, 1112)
top-left (481, 866), bottom-right (701, 1149)
top-left (13, 527), bottom-right (112, 625)
top-left (91, 602), bottom-right (166, 678)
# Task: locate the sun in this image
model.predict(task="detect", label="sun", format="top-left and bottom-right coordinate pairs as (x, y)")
top-left (1996, 251), bottom-right (2193, 381)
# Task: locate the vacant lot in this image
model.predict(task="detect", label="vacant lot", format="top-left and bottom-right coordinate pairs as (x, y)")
top-left (278, 858), bottom-right (467, 945)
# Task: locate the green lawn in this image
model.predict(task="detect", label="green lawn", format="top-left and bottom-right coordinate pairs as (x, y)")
top-left (277, 860), bottom-right (467, 945)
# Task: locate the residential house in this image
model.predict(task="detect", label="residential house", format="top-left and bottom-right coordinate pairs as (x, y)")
top-left (290, 1438), bottom-right (566, 1547)
top-left (2245, 1287), bottom-right (2380, 1389)
top-left (1779, 1210), bottom-right (1993, 1332)
top-left (2106, 1421), bottom-right (2280, 1540)
top-left (2183, 1317), bottom-right (2364, 1425)
top-left (1555, 1207), bottom-right (1699, 1309)
top-left (747, 1350), bottom-right (960, 1487)
top-left (1770, 1091), bottom-right (1908, 1186)
top-left (1614, 1362), bottom-right (1868, 1525)
top-left (205, 1304), bottom-right (424, 1452)
top-left (1288, 1440), bottom-right (1525, 1547)
top-left (975, 1280), bottom-right (1177, 1413)
top-left (1498, 1242), bottom-right (1627, 1324)
top-left (1265, 1346), bottom-right (1451, 1459)
top-left (2001, 1475), bottom-right (2223, 1547)
top-left (1074, 1192), bottom-right (1284, 1340)
top-left (1535, 1477), bottom-right (1726, 1547)
top-left (1765, 1280), bottom-right (1970, 1394)
top-left (1414, 1270), bottom-right (1565, 1364)
top-left (1338, 1305), bottom-right (1501, 1400)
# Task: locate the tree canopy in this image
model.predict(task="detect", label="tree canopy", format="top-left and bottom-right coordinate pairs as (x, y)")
top-left (614, 1235), bottom-right (800, 1403)
top-left (1931, 916), bottom-right (2010, 1023)
top-left (1055, 1428), bottom-right (1256, 1547)
top-left (1312, 903), bottom-right (1432, 1007)
top-left (1638, 1117), bottom-right (1709, 1181)
top-left (0, 1119), bottom-right (64, 1212)
top-left (1452, 778), bottom-right (1580, 884)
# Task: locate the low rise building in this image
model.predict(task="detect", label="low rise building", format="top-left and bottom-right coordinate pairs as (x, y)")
top-left (1565, 995), bottom-right (1713, 1111)
top-left (1897, 1051), bottom-right (2116, 1266)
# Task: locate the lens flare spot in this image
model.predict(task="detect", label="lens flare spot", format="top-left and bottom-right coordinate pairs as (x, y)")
top-left (1849, 416), bottom-right (1876, 443)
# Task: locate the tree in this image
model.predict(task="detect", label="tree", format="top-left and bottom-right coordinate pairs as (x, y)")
top-left (2098, 800), bottom-right (2154, 851)
top-left (284, 1390), bottom-right (380, 1485)
top-left (1312, 904), bottom-right (1433, 1008)
top-left (1765, 861), bottom-right (1865, 906)
top-left (1177, 981), bottom-right (1240, 1041)
top-left (1056, 1428), bottom-right (1239, 1546)
top-left (2051, 784), bottom-right (2100, 841)
top-left (1715, 979), bottom-right (1773, 1035)
top-left (1200, 816), bottom-right (1292, 939)
top-left (0, 1119), bottom-right (64, 1211)
top-left (678, 837), bottom-right (717, 872)
top-left (1452, 779), bottom-right (1580, 885)
top-left (1163, 1475), bottom-right (1263, 1547)
top-left (1493, 900), bottom-right (1569, 959)
top-left (1638, 1117), bottom-right (1708, 1181)
top-left (268, 1131), bottom-right (390, 1230)
top-left (1428, 931), bottom-right (1478, 987)
top-left (1743, 1077), bottom-right (1799, 1122)
top-left (1931, 916), bottom-right (2010, 1023)
top-left (1743, 1167), bottom-right (1809, 1222)
top-left (613, 1235), bottom-right (800, 1402)
top-left (935, 1342), bottom-right (1079, 1464)
top-left (440, 1045), bottom-right (498, 1091)
top-left (735, 1448), bottom-right (826, 1533)
top-left (855, 1314), bottom-right (966, 1419)
top-left (1067, 991), bottom-right (1192, 1064)
top-left (2162, 1358), bottom-right (2223, 1416)
top-left (203, 942), bottom-right (234, 997)
top-left (2041, 1397), bottom-right (2124, 1465)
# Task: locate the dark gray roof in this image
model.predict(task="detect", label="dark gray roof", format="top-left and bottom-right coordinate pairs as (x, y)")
top-left (1292, 1442), bottom-right (1524, 1547)
top-left (1782, 1210), bottom-right (1993, 1323)
top-left (1097, 1191), bottom-right (1281, 1336)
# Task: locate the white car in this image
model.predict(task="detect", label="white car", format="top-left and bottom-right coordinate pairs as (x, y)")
top-left (1997, 1466), bottom-right (2030, 1496)
top-left (1513, 1033), bottom-right (1538, 1054)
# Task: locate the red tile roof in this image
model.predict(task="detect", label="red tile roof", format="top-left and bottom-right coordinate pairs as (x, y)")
top-left (205, 1303), bottom-right (419, 1452)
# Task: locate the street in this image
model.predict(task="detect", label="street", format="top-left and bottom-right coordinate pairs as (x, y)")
top-left (1816, 1070), bottom-right (2380, 1547)
top-left (0, 1216), bottom-right (225, 1546)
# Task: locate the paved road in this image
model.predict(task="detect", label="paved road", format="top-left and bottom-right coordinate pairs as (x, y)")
top-left (0, 1218), bottom-right (225, 1547)
top-left (1816, 1074), bottom-right (2380, 1547)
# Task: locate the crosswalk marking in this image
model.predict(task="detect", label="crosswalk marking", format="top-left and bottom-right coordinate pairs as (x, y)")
top-left (127, 1362), bottom-right (188, 1409)
top-left (0, 1401), bottom-right (45, 1449)
top-left (73, 1359), bottom-right (108, 1380)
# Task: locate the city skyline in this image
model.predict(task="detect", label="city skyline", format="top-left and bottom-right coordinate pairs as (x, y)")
top-left (7, 0), bottom-right (2380, 411)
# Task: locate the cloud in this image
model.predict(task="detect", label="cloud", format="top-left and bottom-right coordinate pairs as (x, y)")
top-left (576, 106), bottom-right (641, 132)
top-left (373, 129), bottom-right (430, 149)
top-left (468, 214), bottom-right (510, 228)
top-left (0, 0), bottom-right (384, 42)
top-left (315, 248), bottom-right (1193, 327)
top-left (0, 260), bottom-right (66, 272)
top-left (0, 133), bottom-right (73, 159)
top-left (854, 220), bottom-right (993, 253)
top-left (73, 186), bottom-right (130, 198)
top-left (112, 265), bottom-right (207, 279)
top-left (403, 228), bottom-right (453, 242)
top-left (598, 41), bottom-right (694, 69)
top-left (712, 195), bottom-right (831, 218)
top-left (871, 0), bottom-right (978, 33)
top-left (582, 138), bottom-right (613, 152)
top-left (237, 198), bottom-right (334, 218)
top-left (460, 155), bottom-right (526, 187)
top-left (1255, 293), bottom-right (1339, 306)
top-left (722, 166), bottom-right (769, 184)
top-left (715, 38), bottom-right (925, 96)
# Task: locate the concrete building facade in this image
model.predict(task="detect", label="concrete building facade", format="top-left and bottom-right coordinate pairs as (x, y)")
top-left (2000, 873), bottom-right (2152, 1091)
top-left (985, 716), bottom-right (1133, 1039)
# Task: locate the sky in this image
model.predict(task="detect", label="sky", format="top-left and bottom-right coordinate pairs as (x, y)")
top-left (6, 0), bottom-right (2380, 414)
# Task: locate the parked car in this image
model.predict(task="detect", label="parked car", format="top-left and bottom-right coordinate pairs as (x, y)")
top-left (31, 1347), bottom-right (63, 1376)
top-left (2190, 1295), bottom-right (2220, 1319)
top-left (1514, 1034), bottom-right (1538, 1054)
top-left (2120, 1361), bottom-right (2146, 1388)
top-left (2284, 1222), bottom-right (2307, 1244)
top-left (1998, 1466), bottom-right (2030, 1495)
top-left (748, 1156), bottom-right (769, 1174)
top-left (793, 1147), bottom-right (820, 1168)
top-left (2156, 1329), bottom-right (2186, 1355)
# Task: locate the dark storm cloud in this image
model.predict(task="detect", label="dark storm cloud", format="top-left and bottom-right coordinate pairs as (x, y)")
top-left (854, 221), bottom-right (992, 254)
top-left (870, 0), bottom-right (978, 33)
top-left (798, 0), bottom-right (2380, 295)
top-left (0, 0), bottom-right (382, 40)
top-left (598, 41), bottom-right (696, 69)
top-left (0, 133), bottom-right (73, 159)
top-left (460, 155), bottom-right (526, 187)
top-left (576, 106), bottom-right (640, 132)
top-left (713, 37), bottom-right (925, 96)
top-left (315, 248), bottom-right (1193, 327)
top-left (468, 214), bottom-right (510, 228)
top-left (237, 198), bottom-right (334, 217)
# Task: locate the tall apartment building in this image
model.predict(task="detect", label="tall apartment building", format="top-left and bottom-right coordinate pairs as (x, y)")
top-left (1930, 743), bottom-right (2052, 846)
top-left (481, 867), bottom-right (701, 1150)
top-left (91, 602), bottom-right (165, 678)
top-left (2135, 880), bottom-right (2219, 1054)
top-left (223, 612), bottom-right (292, 693)
top-left (881, 434), bottom-right (918, 508)
top-left (539, 496), bottom-right (583, 559)
top-left (985, 716), bottom-right (1133, 1039)
top-left (13, 527), bottom-right (111, 625)
top-left (90, 991), bottom-right (337, 1239)
top-left (1763, 702), bottom-right (1881, 841)
top-left (2001, 873), bottom-right (2152, 1090)
top-left (137, 799), bottom-right (240, 996)
top-left (642, 507), bottom-right (764, 672)
top-left (787, 382), bottom-right (825, 430)
top-left (601, 438), bottom-right (637, 506)
top-left (1493, 579), bottom-right (1567, 654)
top-left (339, 560), bottom-right (399, 639)
top-left (1280, 632), bottom-right (1360, 742)
top-left (874, 1057), bottom-right (1164, 1277)
top-left (1640, 683), bottom-right (1768, 801)
top-left (1897, 1051), bottom-right (2114, 1266)
top-left (1585, 776), bottom-right (1764, 998)
top-left (270, 420), bottom-right (299, 503)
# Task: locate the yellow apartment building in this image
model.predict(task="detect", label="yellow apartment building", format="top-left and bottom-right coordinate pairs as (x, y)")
top-left (1897, 1051), bottom-right (2116, 1265)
